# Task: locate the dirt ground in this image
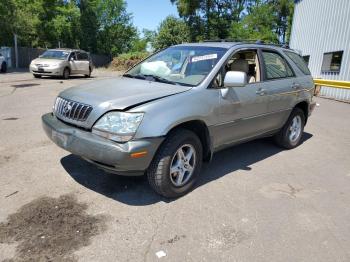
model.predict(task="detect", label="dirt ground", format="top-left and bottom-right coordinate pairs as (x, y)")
top-left (0, 70), bottom-right (350, 262)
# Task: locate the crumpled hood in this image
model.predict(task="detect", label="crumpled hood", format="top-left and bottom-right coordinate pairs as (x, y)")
top-left (57, 77), bottom-right (192, 128)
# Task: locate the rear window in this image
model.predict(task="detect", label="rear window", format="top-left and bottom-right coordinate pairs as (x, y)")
top-left (285, 51), bottom-right (311, 75)
top-left (262, 51), bottom-right (294, 79)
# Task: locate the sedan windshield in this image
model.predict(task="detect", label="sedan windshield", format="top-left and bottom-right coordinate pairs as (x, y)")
top-left (40, 50), bottom-right (70, 60)
top-left (124, 46), bottom-right (227, 86)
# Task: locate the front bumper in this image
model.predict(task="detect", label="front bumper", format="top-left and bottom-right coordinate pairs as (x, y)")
top-left (30, 65), bottom-right (63, 76)
top-left (42, 113), bottom-right (164, 175)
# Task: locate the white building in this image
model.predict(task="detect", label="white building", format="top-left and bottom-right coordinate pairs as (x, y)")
top-left (290, 0), bottom-right (350, 101)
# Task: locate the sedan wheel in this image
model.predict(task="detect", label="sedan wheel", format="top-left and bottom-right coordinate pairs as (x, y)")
top-left (63, 68), bottom-right (70, 79)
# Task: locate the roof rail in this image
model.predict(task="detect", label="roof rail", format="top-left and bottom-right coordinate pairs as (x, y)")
top-left (203, 39), bottom-right (261, 43)
top-left (203, 39), bottom-right (290, 49)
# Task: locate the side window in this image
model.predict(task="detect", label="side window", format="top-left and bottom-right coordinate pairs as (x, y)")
top-left (262, 51), bottom-right (294, 80)
top-left (77, 52), bottom-right (88, 61)
top-left (285, 51), bottom-right (311, 75)
top-left (69, 52), bottom-right (76, 61)
top-left (212, 49), bottom-right (261, 88)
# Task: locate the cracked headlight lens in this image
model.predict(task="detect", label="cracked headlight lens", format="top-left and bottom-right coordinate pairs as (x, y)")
top-left (92, 112), bottom-right (144, 142)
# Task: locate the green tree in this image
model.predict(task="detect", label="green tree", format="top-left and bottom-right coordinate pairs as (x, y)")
top-left (130, 29), bottom-right (156, 52)
top-left (96, 0), bottom-right (137, 56)
top-left (79, 0), bottom-right (99, 52)
top-left (230, 0), bottom-right (278, 42)
top-left (171, 0), bottom-right (294, 44)
top-left (171, 0), bottom-right (248, 40)
top-left (51, 1), bottom-right (81, 48)
top-left (270, 0), bottom-right (294, 43)
top-left (0, 0), bottom-right (41, 47)
top-left (153, 16), bottom-right (190, 50)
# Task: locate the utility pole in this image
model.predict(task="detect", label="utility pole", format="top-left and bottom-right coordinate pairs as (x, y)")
top-left (14, 34), bottom-right (18, 68)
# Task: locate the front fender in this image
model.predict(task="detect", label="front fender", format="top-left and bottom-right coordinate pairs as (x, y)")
top-left (130, 88), bottom-right (221, 139)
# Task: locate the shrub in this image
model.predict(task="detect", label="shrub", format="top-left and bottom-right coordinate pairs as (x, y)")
top-left (111, 51), bottom-right (149, 71)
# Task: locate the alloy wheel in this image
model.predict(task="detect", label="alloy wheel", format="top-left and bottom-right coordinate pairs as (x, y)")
top-left (169, 144), bottom-right (196, 187)
top-left (289, 115), bottom-right (302, 142)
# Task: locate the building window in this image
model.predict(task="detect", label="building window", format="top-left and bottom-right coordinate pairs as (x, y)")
top-left (321, 51), bottom-right (343, 73)
top-left (303, 55), bottom-right (310, 66)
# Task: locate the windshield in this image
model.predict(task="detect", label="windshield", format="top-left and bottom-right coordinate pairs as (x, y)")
top-left (125, 46), bottom-right (227, 86)
top-left (40, 50), bottom-right (70, 60)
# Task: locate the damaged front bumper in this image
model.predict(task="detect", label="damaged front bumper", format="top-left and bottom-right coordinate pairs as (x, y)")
top-left (42, 113), bottom-right (164, 175)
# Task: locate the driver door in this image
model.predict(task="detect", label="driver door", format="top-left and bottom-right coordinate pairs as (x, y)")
top-left (213, 49), bottom-right (271, 147)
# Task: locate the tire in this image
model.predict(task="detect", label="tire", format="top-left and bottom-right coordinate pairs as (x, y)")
top-left (1, 62), bottom-right (7, 73)
top-left (62, 67), bottom-right (70, 79)
top-left (84, 67), bottom-right (91, 78)
top-left (274, 108), bottom-right (305, 149)
top-left (147, 129), bottom-right (203, 198)
top-left (33, 74), bottom-right (41, 78)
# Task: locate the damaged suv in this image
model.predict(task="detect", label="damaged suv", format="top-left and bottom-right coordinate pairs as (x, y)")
top-left (42, 41), bottom-right (316, 198)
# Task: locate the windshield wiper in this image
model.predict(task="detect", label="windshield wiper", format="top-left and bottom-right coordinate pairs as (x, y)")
top-left (123, 73), bottom-right (134, 78)
top-left (123, 73), bottom-right (194, 87)
top-left (123, 73), bottom-right (146, 80)
top-left (142, 74), bottom-right (178, 85)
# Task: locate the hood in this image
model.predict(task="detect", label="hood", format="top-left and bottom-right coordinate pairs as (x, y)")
top-left (60, 77), bottom-right (192, 110)
top-left (31, 58), bottom-right (65, 65)
top-left (57, 77), bottom-right (192, 128)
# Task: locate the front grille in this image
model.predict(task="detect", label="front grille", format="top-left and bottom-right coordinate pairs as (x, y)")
top-left (54, 97), bottom-right (92, 122)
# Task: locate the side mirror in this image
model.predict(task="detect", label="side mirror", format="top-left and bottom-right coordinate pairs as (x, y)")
top-left (224, 71), bottom-right (247, 87)
top-left (70, 57), bottom-right (75, 61)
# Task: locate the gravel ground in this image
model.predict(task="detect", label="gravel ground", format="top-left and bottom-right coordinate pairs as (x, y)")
top-left (0, 70), bottom-right (350, 262)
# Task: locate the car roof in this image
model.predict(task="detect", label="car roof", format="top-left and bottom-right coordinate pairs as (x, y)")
top-left (47, 48), bottom-right (87, 53)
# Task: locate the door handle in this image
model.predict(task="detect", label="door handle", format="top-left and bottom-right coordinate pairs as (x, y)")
top-left (291, 83), bottom-right (301, 89)
top-left (256, 88), bottom-right (266, 96)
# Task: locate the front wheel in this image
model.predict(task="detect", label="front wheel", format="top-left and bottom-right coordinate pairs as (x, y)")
top-left (147, 129), bottom-right (203, 198)
top-left (62, 67), bottom-right (70, 79)
top-left (274, 108), bottom-right (305, 149)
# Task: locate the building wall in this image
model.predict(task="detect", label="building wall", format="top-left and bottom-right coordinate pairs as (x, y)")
top-left (290, 0), bottom-right (350, 81)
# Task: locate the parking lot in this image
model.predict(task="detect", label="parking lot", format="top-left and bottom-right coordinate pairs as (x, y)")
top-left (0, 71), bottom-right (350, 262)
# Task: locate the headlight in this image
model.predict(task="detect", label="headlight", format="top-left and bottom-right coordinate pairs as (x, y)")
top-left (92, 112), bottom-right (144, 142)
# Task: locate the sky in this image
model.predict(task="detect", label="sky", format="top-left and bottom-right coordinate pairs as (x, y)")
top-left (126, 0), bottom-right (178, 33)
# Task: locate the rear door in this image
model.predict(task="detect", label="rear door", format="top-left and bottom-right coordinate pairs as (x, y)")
top-left (257, 49), bottom-right (299, 131)
top-left (76, 52), bottom-right (90, 74)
